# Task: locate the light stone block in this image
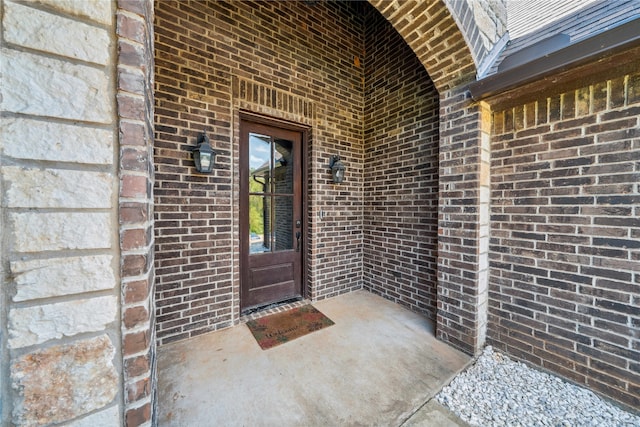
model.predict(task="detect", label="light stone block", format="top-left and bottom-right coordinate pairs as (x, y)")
top-left (480, 186), bottom-right (490, 204)
top-left (62, 405), bottom-right (120, 427)
top-left (8, 296), bottom-right (117, 348)
top-left (472, 1), bottom-right (498, 48)
top-left (0, 117), bottom-right (114, 164)
top-left (479, 251), bottom-right (489, 271)
top-left (487, 0), bottom-right (507, 25)
top-left (3, 167), bottom-right (113, 209)
top-left (478, 268), bottom-right (489, 294)
top-left (33, 0), bottom-right (113, 26)
top-left (480, 160), bottom-right (490, 187)
top-left (479, 223), bottom-right (490, 239)
top-left (11, 255), bottom-right (115, 302)
top-left (3, 1), bottom-right (111, 65)
top-left (11, 212), bottom-right (112, 252)
top-left (481, 149), bottom-right (490, 163)
top-left (0, 48), bottom-right (112, 123)
top-left (479, 234), bottom-right (490, 255)
top-left (481, 131), bottom-right (491, 150)
top-left (11, 335), bottom-right (118, 425)
top-left (479, 202), bottom-right (490, 226)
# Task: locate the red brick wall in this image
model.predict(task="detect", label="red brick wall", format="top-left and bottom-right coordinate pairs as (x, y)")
top-left (489, 69), bottom-right (640, 408)
top-left (117, 0), bottom-right (157, 424)
top-left (154, 0), bottom-right (366, 344)
top-left (363, 9), bottom-right (440, 319)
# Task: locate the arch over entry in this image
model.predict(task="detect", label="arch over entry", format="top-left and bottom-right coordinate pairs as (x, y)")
top-left (369, 0), bottom-right (491, 356)
top-left (368, 0), bottom-right (477, 92)
top-left (149, 7), bottom-right (489, 414)
top-left (152, 10), bottom-right (488, 425)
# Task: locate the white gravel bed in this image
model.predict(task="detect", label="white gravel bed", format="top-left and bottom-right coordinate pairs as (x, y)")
top-left (436, 346), bottom-right (640, 427)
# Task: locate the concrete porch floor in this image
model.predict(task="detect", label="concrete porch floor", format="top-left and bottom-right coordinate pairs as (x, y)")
top-left (157, 290), bottom-right (472, 426)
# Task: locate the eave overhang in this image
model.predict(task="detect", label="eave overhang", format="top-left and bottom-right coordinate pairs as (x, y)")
top-left (469, 17), bottom-right (640, 102)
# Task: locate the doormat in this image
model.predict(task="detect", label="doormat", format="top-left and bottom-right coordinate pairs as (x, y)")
top-left (246, 305), bottom-right (334, 350)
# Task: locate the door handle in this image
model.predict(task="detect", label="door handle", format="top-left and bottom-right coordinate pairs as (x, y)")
top-left (296, 231), bottom-right (301, 252)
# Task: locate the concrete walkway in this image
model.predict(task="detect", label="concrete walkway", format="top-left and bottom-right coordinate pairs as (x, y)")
top-left (157, 290), bottom-right (472, 426)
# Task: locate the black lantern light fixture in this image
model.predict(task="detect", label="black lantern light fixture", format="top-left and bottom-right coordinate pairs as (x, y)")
top-left (329, 155), bottom-right (346, 184)
top-left (192, 130), bottom-right (216, 173)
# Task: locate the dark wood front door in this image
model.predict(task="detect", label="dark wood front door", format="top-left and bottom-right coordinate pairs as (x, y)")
top-left (240, 117), bottom-right (304, 311)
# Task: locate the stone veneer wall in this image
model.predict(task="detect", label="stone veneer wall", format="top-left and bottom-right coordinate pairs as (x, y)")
top-left (153, 0), bottom-right (366, 345)
top-left (362, 9), bottom-right (440, 319)
top-left (488, 62), bottom-right (640, 408)
top-left (1, 0), bottom-right (122, 425)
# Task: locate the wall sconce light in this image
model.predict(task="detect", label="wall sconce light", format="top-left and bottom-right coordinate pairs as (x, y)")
top-left (193, 130), bottom-right (216, 173)
top-left (329, 155), bottom-right (346, 184)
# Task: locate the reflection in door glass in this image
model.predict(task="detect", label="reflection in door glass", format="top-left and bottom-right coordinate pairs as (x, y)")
top-left (273, 196), bottom-right (293, 251)
top-left (248, 133), bottom-right (295, 254)
top-left (249, 133), bottom-right (271, 192)
top-left (273, 139), bottom-right (293, 194)
top-left (249, 195), bottom-right (270, 253)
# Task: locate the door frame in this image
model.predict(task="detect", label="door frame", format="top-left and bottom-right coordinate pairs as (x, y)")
top-left (238, 111), bottom-right (310, 310)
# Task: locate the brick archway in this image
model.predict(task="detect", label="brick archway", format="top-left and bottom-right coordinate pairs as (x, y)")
top-left (139, 13), bottom-right (486, 427)
top-left (368, 0), bottom-right (477, 93)
top-left (369, 0), bottom-right (490, 356)
top-left (146, 0), bottom-right (488, 370)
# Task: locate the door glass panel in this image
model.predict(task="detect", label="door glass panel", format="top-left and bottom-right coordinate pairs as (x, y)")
top-left (249, 133), bottom-right (271, 192)
top-left (273, 139), bottom-right (294, 194)
top-left (248, 133), bottom-right (295, 254)
top-left (249, 195), bottom-right (269, 254)
top-left (273, 195), bottom-right (293, 251)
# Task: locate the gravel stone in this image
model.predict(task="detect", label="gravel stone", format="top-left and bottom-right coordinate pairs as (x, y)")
top-left (436, 346), bottom-right (640, 427)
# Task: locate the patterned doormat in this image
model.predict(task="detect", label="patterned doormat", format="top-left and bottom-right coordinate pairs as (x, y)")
top-left (246, 305), bottom-right (334, 350)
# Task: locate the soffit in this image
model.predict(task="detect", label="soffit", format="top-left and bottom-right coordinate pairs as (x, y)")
top-left (470, 0), bottom-right (640, 101)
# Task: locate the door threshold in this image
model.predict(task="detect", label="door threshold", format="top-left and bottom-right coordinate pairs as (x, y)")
top-left (240, 297), bottom-right (308, 322)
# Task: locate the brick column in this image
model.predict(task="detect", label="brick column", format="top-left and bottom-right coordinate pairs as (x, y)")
top-left (116, 0), bottom-right (156, 425)
top-left (368, 0), bottom-right (494, 356)
top-left (437, 89), bottom-right (491, 355)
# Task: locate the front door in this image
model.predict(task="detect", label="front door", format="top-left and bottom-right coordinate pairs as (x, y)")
top-left (240, 117), bottom-right (304, 311)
